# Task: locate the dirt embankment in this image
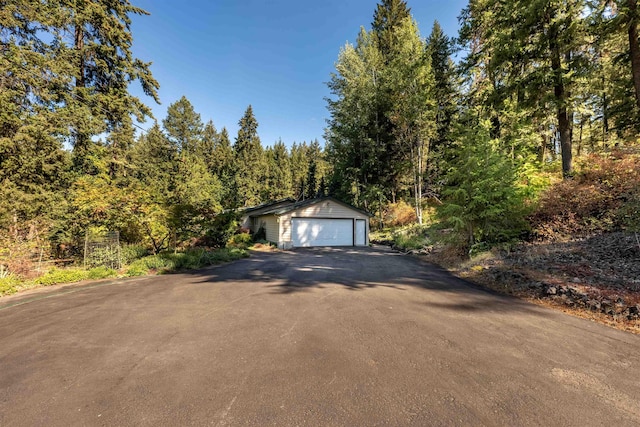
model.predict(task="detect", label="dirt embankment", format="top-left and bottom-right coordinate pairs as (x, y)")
top-left (418, 232), bottom-right (640, 333)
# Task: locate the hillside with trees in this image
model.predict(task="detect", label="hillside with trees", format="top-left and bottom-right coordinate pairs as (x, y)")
top-left (1, 0), bottom-right (639, 327)
top-left (325, 0), bottom-right (639, 328)
top-left (0, 1), bottom-right (328, 290)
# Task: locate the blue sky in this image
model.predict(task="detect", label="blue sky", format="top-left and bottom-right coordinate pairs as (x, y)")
top-left (129, 0), bottom-right (467, 147)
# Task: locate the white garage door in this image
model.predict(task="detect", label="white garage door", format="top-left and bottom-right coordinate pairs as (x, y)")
top-left (292, 218), bottom-right (353, 247)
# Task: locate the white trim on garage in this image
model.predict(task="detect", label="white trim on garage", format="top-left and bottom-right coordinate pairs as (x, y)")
top-left (292, 218), bottom-right (353, 247)
top-left (355, 219), bottom-right (366, 246)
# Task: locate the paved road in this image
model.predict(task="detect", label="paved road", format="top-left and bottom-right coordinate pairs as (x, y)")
top-left (1, 247), bottom-right (639, 426)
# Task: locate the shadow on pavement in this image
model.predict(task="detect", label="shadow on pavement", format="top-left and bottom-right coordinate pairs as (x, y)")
top-left (186, 246), bottom-right (543, 316)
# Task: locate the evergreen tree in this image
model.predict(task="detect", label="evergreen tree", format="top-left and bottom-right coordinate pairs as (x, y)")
top-left (212, 127), bottom-right (236, 208)
top-left (233, 105), bottom-right (265, 206)
top-left (163, 96), bottom-right (204, 156)
top-left (385, 17), bottom-right (436, 223)
top-left (130, 123), bottom-right (176, 195)
top-left (263, 139), bottom-right (293, 200)
top-left (438, 117), bottom-right (528, 250)
top-left (213, 128), bottom-right (235, 177)
top-left (199, 120), bottom-right (218, 171)
top-left (318, 176), bottom-right (328, 198)
top-left (459, 0), bottom-right (591, 177)
top-left (371, 0), bottom-right (412, 57)
top-left (306, 159), bottom-right (318, 199)
top-left (290, 142), bottom-right (310, 200)
top-left (426, 21), bottom-right (458, 176)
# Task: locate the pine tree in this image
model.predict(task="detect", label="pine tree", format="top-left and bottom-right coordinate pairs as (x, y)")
top-left (67, 0), bottom-right (160, 169)
top-left (210, 127), bottom-right (235, 209)
top-left (163, 96), bottom-right (204, 156)
top-left (458, 0), bottom-right (591, 178)
top-left (288, 142), bottom-right (305, 198)
top-left (371, 0), bottom-right (411, 57)
top-left (263, 139), bottom-right (293, 200)
top-left (234, 106), bottom-right (265, 207)
top-left (199, 120), bottom-right (218, 171)
top-left (439, 117), bottom-right (527, 249)
top-left (386, 17), bottom-right (436, 224)
top-left (130, 123), bottom-right (176, 195)
top-left (427, 22), bottom-right (457, 153)
top-left (318, 176), bottom-right (328, 198)
top-left (306, 159), bottom-right (318, 199)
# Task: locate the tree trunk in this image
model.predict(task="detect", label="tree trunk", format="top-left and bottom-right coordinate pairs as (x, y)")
top-left (416, 143), bottom-right (423, 225)
top-left (550, 31), bottom-right (573, 178)
top-left (539, 131), bottom-right (547, 163)
top-left (627, 0), bottom-right (640, 111)
top-left (75, 25), bottom-right (85, 89)
top-left (577, 118), bottom-right (583, 157)
top-left (73, 23), bottom-right (90, 166)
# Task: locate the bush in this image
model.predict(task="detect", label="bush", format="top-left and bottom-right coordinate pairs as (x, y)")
top-left (392, 226), bottom-right (430, 250)
top-left (227, 233), bottom-right (253, 249)
top-left (253, 226), bottom-right (266, 241)
top-left (438, 120), bottom-right (529, 251)
top-left (125, 262), bottom-right (149, 277)
top-left (370, 229), bottom-right (395, 245)
top-left (120, 244), bottom-right (149, 265)
top-left (124, 248), bottom-right (249, 275)
top-left (0, 274), bottom-right (21, 296)
top-left (87, 266), bottom-right (117, 280)
top-left (34, 268), bottom-right (90, 286)
top-left (383, 201), bottom-right (417, 228)
top-left (202, 211), bottom-right (240, 248)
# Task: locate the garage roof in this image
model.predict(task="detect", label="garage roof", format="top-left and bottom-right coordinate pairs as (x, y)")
top-left (250, 196), bottom-right (373, 217)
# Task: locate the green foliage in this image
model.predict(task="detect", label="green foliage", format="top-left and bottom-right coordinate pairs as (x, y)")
top-left (0, 274), bottom-right (21, 296)
top-left (371, 0), bottom-right (412, 57)
top-left (326, 10), bottom-right (438, 218)
top-left (163, 96), bottom-right (204, 155)
top-left (392, 226), bottom-right (431, 250)
top-left (439, 119), bottom-right (529, 250)
top-left (227, 233), bottom-right (253, 249)
top-left (34, 267), bottom-right (116, 286)
top-left (120, 244), bottom-right (149, 265)
top-left (34, 269), bottom-right (88, 286)
top-left (203, 211), bottom-right (241, 248)
top-left (125, 262), bottom-right (149, 277)
top-left (87, 267), bottom-right (117, 280)
top-left (234, 105), bottom-right (265, 207)
top-left (125, 248), bottom-right (248, 276)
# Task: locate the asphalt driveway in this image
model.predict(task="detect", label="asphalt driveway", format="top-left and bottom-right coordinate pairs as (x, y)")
top-left (0, 246), bottom-right (639, 426)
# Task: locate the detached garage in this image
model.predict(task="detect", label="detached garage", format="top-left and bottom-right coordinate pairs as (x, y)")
top-left (241, 197), bottom-right (372, 249)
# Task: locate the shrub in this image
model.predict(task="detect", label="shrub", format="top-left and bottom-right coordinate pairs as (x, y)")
top-left (227, 233), bottom-right (253, 249)
top-left (253, 226), bottom-right (266, 241)
top-left (202, 211), bottom-right (240, 248)
top-left (383, 201), bottom-right (417, 228)
top-left (0, 274), bottom-right (21, 296)
top-left (392, 226), bottom-right (430, 250)
top-left (87, 266), bottom-right (117, 280)
top-left (34, 268), bottom-right (90, 286)
top-left (370, 229), bottom-right (395, 245)
top-left (140, 254), bottom-right (175, 272)
top-left (124, 248), bottom-right (249, 275)
top-left (438, 120), bottom-right (529, 251)
top-left (120, 244), bottom-right (149, 265)
top-left (125, 262), bottom-right (149, 277)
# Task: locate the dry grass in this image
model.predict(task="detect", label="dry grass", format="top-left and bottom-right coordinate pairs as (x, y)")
top-left (431, 234), bottom-right (640, 334)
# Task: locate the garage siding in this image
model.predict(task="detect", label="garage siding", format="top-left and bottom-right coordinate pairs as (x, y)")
top-left (254, 214), bottom-right (279, 244)
top-left (280, 200), bottom-right (368, 243)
